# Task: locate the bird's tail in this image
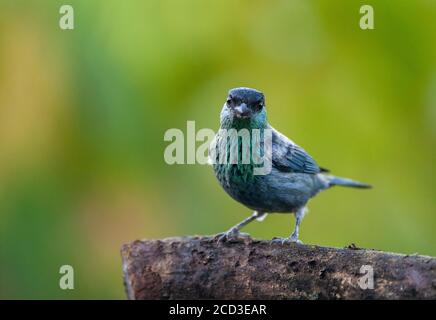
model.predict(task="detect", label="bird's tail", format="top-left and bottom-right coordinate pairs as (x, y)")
top-left (325, 175), bottom-right (372, 189)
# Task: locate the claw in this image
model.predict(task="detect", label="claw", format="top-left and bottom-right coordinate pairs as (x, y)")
top-left (271, 237), bottom-right (285, 245)
top-left (215, 228), bottom-right (238, 242)
top-left (271, 237), bottom-right (303, 245)
top-left (215, 229), bottom-right (250, 242)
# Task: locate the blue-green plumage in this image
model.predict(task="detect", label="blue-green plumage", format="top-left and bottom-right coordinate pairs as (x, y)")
top-left (211, 87), bottom-right (370, 243)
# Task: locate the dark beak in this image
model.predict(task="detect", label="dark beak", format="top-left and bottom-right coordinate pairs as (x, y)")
top-left (234, 103), bottom-right (251, 118)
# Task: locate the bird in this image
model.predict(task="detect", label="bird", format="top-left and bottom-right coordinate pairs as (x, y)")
top-left (209, 87), bottom-right (371, 243)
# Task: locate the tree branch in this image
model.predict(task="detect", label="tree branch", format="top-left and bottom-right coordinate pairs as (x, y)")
top-left (121, 236), bottom-right (436, 300)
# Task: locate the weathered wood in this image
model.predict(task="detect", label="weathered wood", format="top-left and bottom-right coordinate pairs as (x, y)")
top-left (121, 236), bottom-right (436, 300)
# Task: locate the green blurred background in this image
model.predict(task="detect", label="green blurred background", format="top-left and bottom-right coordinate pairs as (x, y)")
top-left (0, 0), bottom-right (435, 299)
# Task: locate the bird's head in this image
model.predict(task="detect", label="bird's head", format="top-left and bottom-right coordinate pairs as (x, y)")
top-left (220, 87), bottom-right (267, 129)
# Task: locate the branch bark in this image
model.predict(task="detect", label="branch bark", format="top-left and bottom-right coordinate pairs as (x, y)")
top-left (121, 236), bottom-right (436, 300)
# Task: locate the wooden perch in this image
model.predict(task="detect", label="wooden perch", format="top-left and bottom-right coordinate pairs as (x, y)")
top-left (121, 236), bottom-right (436, 300)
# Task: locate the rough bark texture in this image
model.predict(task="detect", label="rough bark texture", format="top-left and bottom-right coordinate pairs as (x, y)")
top-left (121, 236), bottom-right (436, 300)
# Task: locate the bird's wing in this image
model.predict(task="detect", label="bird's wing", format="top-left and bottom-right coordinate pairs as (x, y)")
top-left (271, 127), bottom-right (323, 174)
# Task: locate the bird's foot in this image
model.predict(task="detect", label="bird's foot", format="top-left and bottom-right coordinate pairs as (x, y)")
top-left (271, 236), bottom-right (303, 245)
top-left (215, 228), bottom-right (250, 242)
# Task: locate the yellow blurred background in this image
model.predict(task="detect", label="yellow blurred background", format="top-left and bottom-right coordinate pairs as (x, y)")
top-left (0, 0), bottom-right (435, 299)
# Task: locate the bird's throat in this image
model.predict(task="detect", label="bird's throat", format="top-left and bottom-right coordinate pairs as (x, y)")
top-left (220, 116), bottom-right (267, 130)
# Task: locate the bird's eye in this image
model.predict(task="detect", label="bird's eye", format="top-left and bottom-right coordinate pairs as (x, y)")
top-left (226, 97), bottom-right (233, 105)
top-left (254, 101), bottom-right (264, 111)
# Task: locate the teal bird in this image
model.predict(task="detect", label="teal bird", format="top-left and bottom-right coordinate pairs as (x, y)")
top-left (210, 87), bottom-right (371, 243)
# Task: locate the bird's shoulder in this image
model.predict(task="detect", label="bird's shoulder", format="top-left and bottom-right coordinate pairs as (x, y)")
top-left (270, 126), bottom-right (327, 174)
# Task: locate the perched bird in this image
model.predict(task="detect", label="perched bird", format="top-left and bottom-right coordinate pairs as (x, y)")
top-left (210, 87), bottom-right (371, 243)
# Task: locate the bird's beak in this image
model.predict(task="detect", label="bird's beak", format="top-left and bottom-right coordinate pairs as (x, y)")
top-left (234, 103), bottom-right (251, 118)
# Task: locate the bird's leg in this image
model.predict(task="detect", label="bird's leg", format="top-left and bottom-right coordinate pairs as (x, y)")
top-left (216, 211), bottom-right (266, 242)
top-left (289, 210), bottom-right (303, 243)
top-left (272, 207), bottom-right (306, 244)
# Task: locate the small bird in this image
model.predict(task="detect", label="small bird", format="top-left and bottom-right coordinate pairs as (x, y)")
top-left (210, 87), bottom-right (371, 243)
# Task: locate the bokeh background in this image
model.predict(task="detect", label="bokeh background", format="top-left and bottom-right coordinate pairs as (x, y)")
top-left (0, 0), bottom-right (435, 299)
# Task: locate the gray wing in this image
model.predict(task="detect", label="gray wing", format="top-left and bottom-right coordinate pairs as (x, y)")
top-left (271, 127), bottom-right (325, 174)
